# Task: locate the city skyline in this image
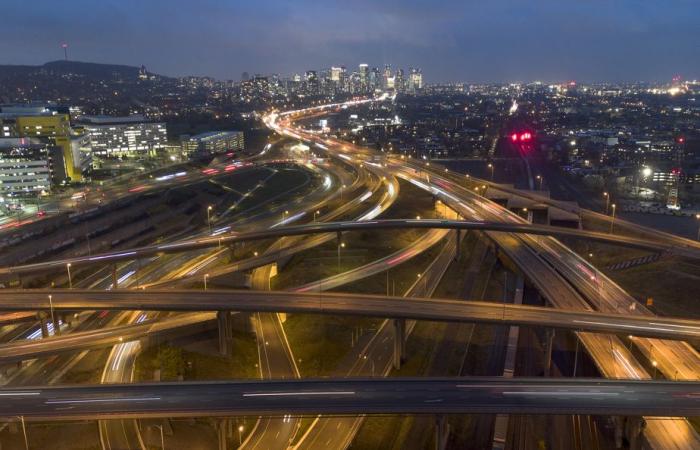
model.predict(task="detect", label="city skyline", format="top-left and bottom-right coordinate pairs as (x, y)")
top-left (1, 0), bottom-right (699, 83)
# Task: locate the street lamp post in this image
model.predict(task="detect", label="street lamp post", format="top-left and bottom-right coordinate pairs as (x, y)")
top-left (609, 204), bottom-right (617, 234)
top-left (204, 274), bottom-right (209, 291)
top-left (66, 263), bottom-right (72, 289)
top-left (337, 242), bottom-right (345, 270)
top-left (695, 214), bottom-right (700, 241)
top-left (19, 416), bottom-right (29, 450)
top-left (207, 206), bottom-right (213, 234)
top-left (487, 163), bottom-right (494, 181)
top-left (313, 210), bottom-right (321, 222)
top-left (603, 192), bottom-right (610, 215)
top-left (48, 294), bottom-right (58, 336)
top-left (536, 175), bottom-right (543, 190)
top-left (238, 425), bottom-right (244, 445)
top-left (156, 424), bottom-right (165, 450)
top-left (417, 273), bottom-right (427, 293)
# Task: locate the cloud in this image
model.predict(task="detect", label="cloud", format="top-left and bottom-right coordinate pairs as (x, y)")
top-left (0, 0), bottom-right (698, 81)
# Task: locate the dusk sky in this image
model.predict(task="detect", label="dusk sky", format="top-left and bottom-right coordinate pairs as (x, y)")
top-left (2, 0), bottom-right (699, 83)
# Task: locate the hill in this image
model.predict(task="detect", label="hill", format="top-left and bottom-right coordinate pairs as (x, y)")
top-left (0, 60), bottom-right (166, 81)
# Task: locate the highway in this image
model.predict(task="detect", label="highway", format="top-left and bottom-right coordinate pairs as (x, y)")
top-left (146, 163), bottom-right (400, 289)
top-left (2, 290), bottom-right (700, 343)
top-left (0, 312), bottom-right (215, 363)
top-left (435, 163), bottom-right (700, 254)
top-left (295, 227), bottom-right (459, 449)
top-left (3, 217), bottom-right (693, 276)
top-left (269, 96), bottom-right (700, 448)
top-left (233, 134), bottom-right (400, 450)
top-left (294, 227), bottom-right (448, 292)
top-left (2, 378), bottom-right (700, 420)
top-left (5, 95), bottom-right (700, 450)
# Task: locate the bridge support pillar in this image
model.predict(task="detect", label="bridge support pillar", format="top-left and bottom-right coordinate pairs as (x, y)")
top-left (544, 328), bottom-right (555, 376)
top-left (38, 312), bottom-right (49, 338)
top-left (393, 318), bottom-right (406, 370)
top-left (435, 415), bottom-right (449, 450)
top-left (625, 417), bottom-right (645, 450)
top-left (455, 229), bottom-right (461, 261)
top-left (218, 419), bottom-right (228, 450)
top-left (217, 311), bottom-right (232, 356)
top-left (613, 416), bottom-right (623, 448)
top-left (53, 313), bottom-right (62, 336)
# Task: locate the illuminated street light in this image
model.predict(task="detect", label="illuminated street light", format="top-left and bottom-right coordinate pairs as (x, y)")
top-left (487, 163), bottom-right (494, 180)
top-left (603, 192), bottom-right (610, 215)
top-left (48, 294), bottom-right (57, 336)
top-left (207, 206), bottom-right (213, 234)
top-left (536, 175), bottom-right (543, 190)
top-left (696, 214), bottom-right (700, 241)
top-left (314, 210), bottom-right (321, 222)
top-left (610, 204), bottom-right (617, 234)
top-left (66, 263), bottom-right (72, 289)
top-left (238, 425), bottom-right (244, 446)
top-left (204, 274), bottom-right (209, 291)
top-left (337, 242), bottom-right (345, 270)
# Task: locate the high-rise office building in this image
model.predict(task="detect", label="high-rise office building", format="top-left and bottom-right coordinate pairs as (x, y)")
top-left (330, 67), bottom-right (343, 82)
top-left (395, 69), bottom-right (406, 93)
top-left (370, 67), bottom-right (381, 91)
top-left (382, 65), bottom-right (393, 89)
top-left (409, 68), bottom-right (423, 92)
top-left (359, 64), bottom-right (369, 92)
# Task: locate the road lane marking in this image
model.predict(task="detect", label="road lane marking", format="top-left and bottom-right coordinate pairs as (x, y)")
top-left (46, 397), bottom-right (161, 404)
top-left (243, 391), bottom-right (355, 397)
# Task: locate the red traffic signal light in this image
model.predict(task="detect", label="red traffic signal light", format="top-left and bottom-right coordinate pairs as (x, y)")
top-left (510, 131), bottom-right (533, 142)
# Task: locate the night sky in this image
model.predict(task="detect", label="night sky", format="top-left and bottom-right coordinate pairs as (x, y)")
top-left (2, 0), bottom-right (698, 83)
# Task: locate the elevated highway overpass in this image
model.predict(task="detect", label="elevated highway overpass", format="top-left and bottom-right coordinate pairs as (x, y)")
top-left (1, 377), bottom-right (699, 421)
top-left (1, 218), bottom-right (697, 276)
top-left (1, 289), bottom-right (700, 362)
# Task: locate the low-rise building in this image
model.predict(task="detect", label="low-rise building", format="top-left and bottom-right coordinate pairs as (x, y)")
top-left (181, 131), bottom-right (244, 157)
top-left (79, 115), bottom-right (167, 158)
